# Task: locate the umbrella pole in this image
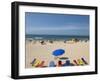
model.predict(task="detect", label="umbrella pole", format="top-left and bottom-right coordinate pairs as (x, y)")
top-left (54, 56), bottom-right (59, 60)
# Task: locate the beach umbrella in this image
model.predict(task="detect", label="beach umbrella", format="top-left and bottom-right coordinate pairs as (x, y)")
top-left (52, 49), bottom-right (65, 59)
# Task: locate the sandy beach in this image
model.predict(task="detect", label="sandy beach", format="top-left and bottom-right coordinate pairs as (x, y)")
top-left (25, 39), bottom-right (89, 68)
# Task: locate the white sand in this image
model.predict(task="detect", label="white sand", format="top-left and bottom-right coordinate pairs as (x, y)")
top-left (25, 40), bottom-right (89, 68)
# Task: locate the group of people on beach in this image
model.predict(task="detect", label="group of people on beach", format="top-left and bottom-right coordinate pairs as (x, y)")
top-left (27, 38), bottom-right (88, 45)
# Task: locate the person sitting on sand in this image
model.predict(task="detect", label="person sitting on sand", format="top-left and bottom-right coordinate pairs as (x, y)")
top-left (40, 41), bottom-right (46, 45)
top-left (71, 38), bottom-right (79, 43)
top-left (64, 40), bottom-right (66, 43)
top-left (49, 40), bottom-right (53, 44)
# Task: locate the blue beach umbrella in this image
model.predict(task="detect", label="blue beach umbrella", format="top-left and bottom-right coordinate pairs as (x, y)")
top-left (52, 49), bottom-right (65, 59)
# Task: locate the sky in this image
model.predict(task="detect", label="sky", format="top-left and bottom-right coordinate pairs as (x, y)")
top-left (25, 12), bottom-right (89, 36)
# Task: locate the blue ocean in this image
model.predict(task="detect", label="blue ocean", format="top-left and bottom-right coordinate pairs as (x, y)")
top-left (26, 34), bottom-right (89, 41)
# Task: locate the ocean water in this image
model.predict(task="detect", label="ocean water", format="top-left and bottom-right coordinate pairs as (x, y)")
top-left (26, 34), bottom-right (89, 41)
